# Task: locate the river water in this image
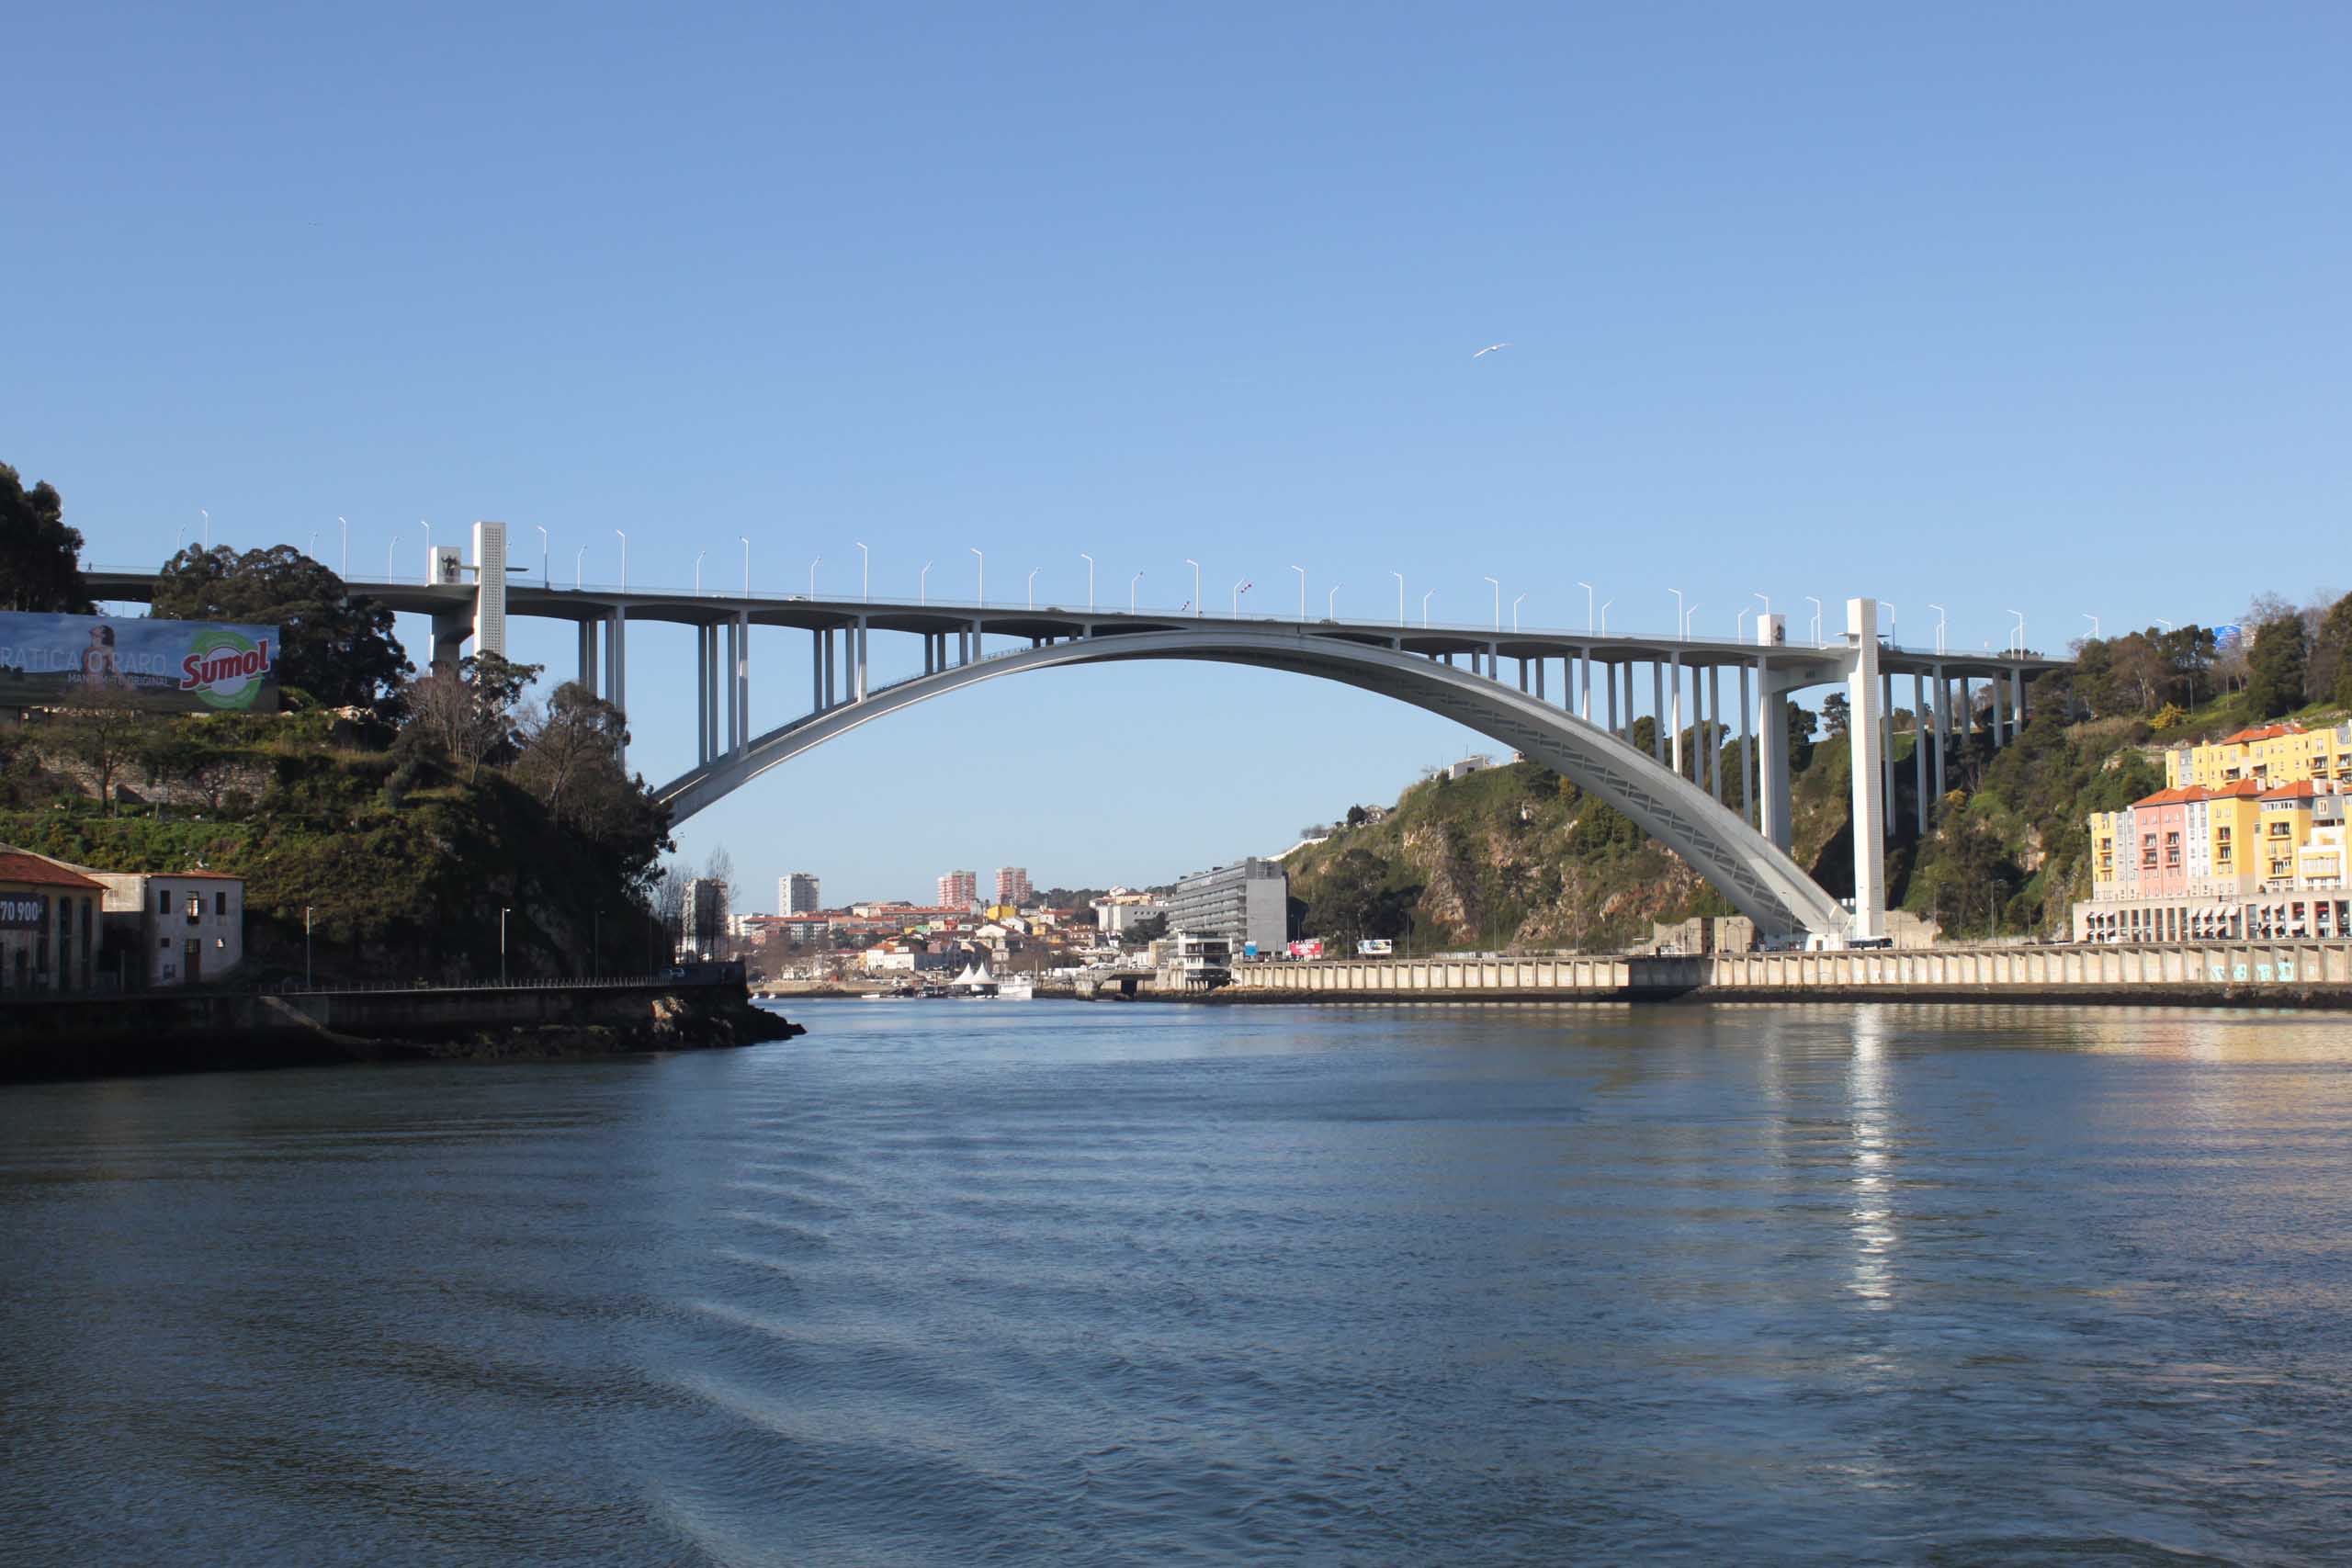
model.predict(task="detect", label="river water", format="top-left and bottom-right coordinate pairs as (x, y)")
top-left (3, 1001), bottom-right (2348, 1564)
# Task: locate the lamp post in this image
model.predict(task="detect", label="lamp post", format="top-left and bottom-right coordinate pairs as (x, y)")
top-left (575, 544), bottom-right (586, 590)
top-left (2009, 610), bottom-right (2027, 656)
top-left (1484, 576), bottom-right (1500, 632)
top-left (1883, 601), bottom-right (1896, 649)
top-left (1292, 565), bottom-right (1307, 620)
top-left (1329, 584), bottom-right (1343, 619)
top-left (857, 542), bottom-right (870, 601)
top-left (2154, 617), bottom-right (2174, 634)
top-left (1421, 589), bottom-right (1434, 628)
top-left (970, 547), bottom-right (983, 604)
top-left (500, 906), bottom-right (511, 987)
top-left (1184, 558), bottom-right (1200, 616)
top-left (1392, 571), bottom-right (1406, 627)
top-left (200, 509), bottom-right (209, 548)
top-left (808, 556), bottom-right (820, 596)
top-left (1577, 581), bottom-right (1595, 633)
top-left (1600, 599), bottom-right (1612, 633)
top-left (1130, 572), bottom-right (1143, 613)
top-left (307, 529), bottom-right (317, 558)
top-left (1080, 552), bottom-right (1094, 611)
top-left (2083, 613), bottom-right (2101, 640)
top-left (1737, 607), bottom-right (1750, 645)
top-left (175, 525), bottom-right (184, 554)
top-left (304, 906), bottom-right (313, 990)
top-left (1928, 604), bottom-right (1947, 654)
top-left (920, 560), bottom-right (933, 604)
top-left (421, 517), bottom-right (431, 563)
top-left (388, 534), bottom-right (398, 580)
top-left (1512, 592), bottom-right (1526, 633)
top-left (340, 517), bottom-right (350, 578)
top-left (535, 525), bottom-right (548, 586)
top-left (1670, 588), bottom-right (1685, 640)
top-left (1026, 566), bottom-right (1039, 610)
top-left (1682, 602), bottom-right (1702, 638)
top-left (615, 530), bottom-right (628, 590)
top-left (695, 549), bottom-right (706, 595)
top-left (1232, 580), bottom-right (1250, 615)
top-left (1804, 595), bottom-right (1823, 648)
top-left (741, 536), bottom-right (751, 599)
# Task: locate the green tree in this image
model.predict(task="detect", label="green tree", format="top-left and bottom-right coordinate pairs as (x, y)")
top-left (151, 545), bottom-right (410, 713)
top-left (1821, 691), bottom-right (1850, 738)
top-left (0, 464), bottom-right (95, 614)
top-left (2245, 614), bottom-right (2309, 719)
top-left (2312, 593), bottom-right (2352, 710)
top-left (1303, 847), bottom-right (1417, 950)
top-left (400, 652), bottom-right (541, 780)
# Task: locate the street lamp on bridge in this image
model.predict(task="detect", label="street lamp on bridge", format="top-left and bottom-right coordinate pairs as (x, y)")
top-left (615, 530), bottom-right (628, 591)
top-left (970, 547), bottom-right (983, 604)
top-left (1577, 581), bottom-right (1595, 634)
top-left (695, 549), bottom-right (706, 595)
top-left (808, 556), bottom-right (820, 596)
top-left (1232, 579), bottom-right (1250, 615)
top-left (341, 517), bottom-right (351, 579)
top-left (1080, 553), bottom-right (1094, 611)
top-left (920, 560), bottom-right (933, 604)
top-left (1484, 576), bottom-right (1500, 632)
top-left (574, 544), bottom-right (585, 590)
top-left (1670, 588), bottom-right (1685, 640)
top-left (741, 536), bottom-right (751, 599)
top-left (1804, 595), bottom-right (1823, 648)
top-left (1392, 571), bottom-right (1406, 627)
top-left (1513, 592), bottom-right (1526, 633)
top-left (1600, 599), bottom-right (1611, 634)
top-left (1928, 604), bottom-right (1947, 654)
top-left (1421, 589), bottom-right (1434, 628)
top-left (1290, 565), bottom-right (1307, 621)
top-left (2009, 610), bottom-right (2027, 655)
top-left (534, 525), bottom-right (548, 587)
top-left (1130, 571), bottom-right (1142, 613)
top-left (857, 542), bottom-right (870, 602)
top-left (1184, 558), bottom-right (1200, 616)
top-left (2083, 612), bottom-right (2100, 641)
top-left (1330, 583), bottom-right (1344, 619)
top-left (1026, 566), bottom-right (1040, 610)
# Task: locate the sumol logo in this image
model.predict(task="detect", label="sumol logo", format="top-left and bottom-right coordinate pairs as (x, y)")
top-left (180, 628), bottom-right (274, 709)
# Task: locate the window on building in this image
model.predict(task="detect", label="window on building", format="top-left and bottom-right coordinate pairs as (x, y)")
top-left (2142, 837), bottom-right (2158, 870)
top-left (157, 889), bottom-right (171, 915)
top-left (186, 895), bottom-right (202, 922)
top-left (215, 892), bottom-right (227, 916)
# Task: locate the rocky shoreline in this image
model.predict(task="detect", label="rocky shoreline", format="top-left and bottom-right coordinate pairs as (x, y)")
top-left (0, 983), bottom-right (805, 1084)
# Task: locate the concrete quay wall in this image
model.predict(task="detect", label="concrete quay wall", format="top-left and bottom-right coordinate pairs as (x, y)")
top-left (1225, 942), bottom-right (2352, 1006)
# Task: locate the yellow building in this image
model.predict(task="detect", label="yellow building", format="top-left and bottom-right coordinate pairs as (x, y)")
top-left (2165, 721), bottom-right (2352, 790)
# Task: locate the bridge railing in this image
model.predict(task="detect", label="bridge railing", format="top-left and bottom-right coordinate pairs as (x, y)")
top-left (265, 972), bottom-right (738, 998)
top-left (87, 564), bottom-right (2051, 661)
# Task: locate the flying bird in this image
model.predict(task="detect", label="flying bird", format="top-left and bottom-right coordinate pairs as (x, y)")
top-left (1473, 342), bottom-right (1511, 357)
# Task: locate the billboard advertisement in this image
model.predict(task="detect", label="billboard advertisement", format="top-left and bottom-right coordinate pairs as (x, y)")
top-left (0, 612), bottom-right (279, 714)
top-left (1287, 938), bottom-right (1325, 959)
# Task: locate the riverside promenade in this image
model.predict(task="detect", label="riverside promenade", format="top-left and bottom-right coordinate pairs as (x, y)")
top-left (1220, 941), bottom-right (2352, 1007)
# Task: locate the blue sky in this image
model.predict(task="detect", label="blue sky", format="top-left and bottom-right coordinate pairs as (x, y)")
top-left (8, 4), bottom-right (2348, 908)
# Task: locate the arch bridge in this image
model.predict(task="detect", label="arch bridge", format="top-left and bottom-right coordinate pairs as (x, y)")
top-left (88, 530), bottom-right (2064, 942)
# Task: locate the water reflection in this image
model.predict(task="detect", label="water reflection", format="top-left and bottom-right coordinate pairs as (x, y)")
top-left (1846, 1007), bottom-right (1896, 1309)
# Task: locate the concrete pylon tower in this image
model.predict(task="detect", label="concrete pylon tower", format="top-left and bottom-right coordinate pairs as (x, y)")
top-left (471, 521), bottom-right (508, 658)
top-left (1845, 596), bottom-right (1886, 940)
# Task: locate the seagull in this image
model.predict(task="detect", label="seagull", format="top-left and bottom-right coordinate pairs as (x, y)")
top-left (1474, 342), bottom-right (1511, 357)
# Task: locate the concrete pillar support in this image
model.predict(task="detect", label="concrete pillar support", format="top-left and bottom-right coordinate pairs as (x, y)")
top-left (1758, 660), bottom-right (1792, 851)
top-left (1845, 597), bottom-right (1886, 941)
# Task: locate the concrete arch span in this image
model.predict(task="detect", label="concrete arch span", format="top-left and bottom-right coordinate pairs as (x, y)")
top-left (652, 627), bottom-right (1848, 938)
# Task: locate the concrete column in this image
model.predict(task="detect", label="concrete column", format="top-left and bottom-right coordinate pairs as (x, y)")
top-left (1846, 598), bottom-right (1886, 941)
top-left (2011, 668), bottom-right (2025, 740)
top-left (1914, 671), bottom-right (1929, 835)
top-left (736, 613), bottom-right (750, 749)
top-left (1580, 649), bottom-right (1592, 722)
top-left (1882, 671), bottom-right (1896, 834)
top-left (1530, 659), bottom-right (1540, 698)
top-left (923, 635), bottom-right (934, 675)
top-left (723, 620), bottom-right (740, 752)
top-left (810, 629), bottom-right (823, 712)
top-left (431, 612), bottom-right (469, 671)
top-left (1669, 656), bottom-right (1684, 777)
top-left (695, 626), bottom-right (709, 763)
top-left (855, 615), bottom-right (868, 701)
top-left (1623, 660), bottom-right (1635, 740)
top-left (1930, 661), bottom-right (1948, 807)
top-left (1651, 662), bottom-right (1666, 762)
top-left (602, 608), bottom-right (619, 708)
top-left (1991, 674), bottom-right (2007, 750)
top-left (1708, 665), bottom-right (1724, 802)
top-left (824, 628), bottom-right (838, 706)
top-left (1605, 660), bottom-right (1619, 735)
top-left (577, 619), bottom-right (597, 696)
top-left (1758, 663), bottom-right (1792, 851)
top-left (609, 609), bottom-right (627, 765)
top-left (1738, 662), bottom-right (1753, 823)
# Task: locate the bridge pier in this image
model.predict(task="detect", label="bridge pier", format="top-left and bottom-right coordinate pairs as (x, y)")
top-left (1739, 662), bottom-right (1753, 823)
top-left (1846, 597), bottom-right (1887, 941)
top-left (1758, 672), bottom-right (1792, 851)
top-left (1914, 671), bottom-right (1929, 835)
top-left (1651, 662), bottom-right (1666, 762)
top-left (1882, 670), bottom-right (1897, 835)
top-left (576, 619), bottom-right (597, 696)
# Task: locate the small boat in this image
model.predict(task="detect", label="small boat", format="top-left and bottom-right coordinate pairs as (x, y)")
top-left (996, 976), bottom-right (1035, 1001)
